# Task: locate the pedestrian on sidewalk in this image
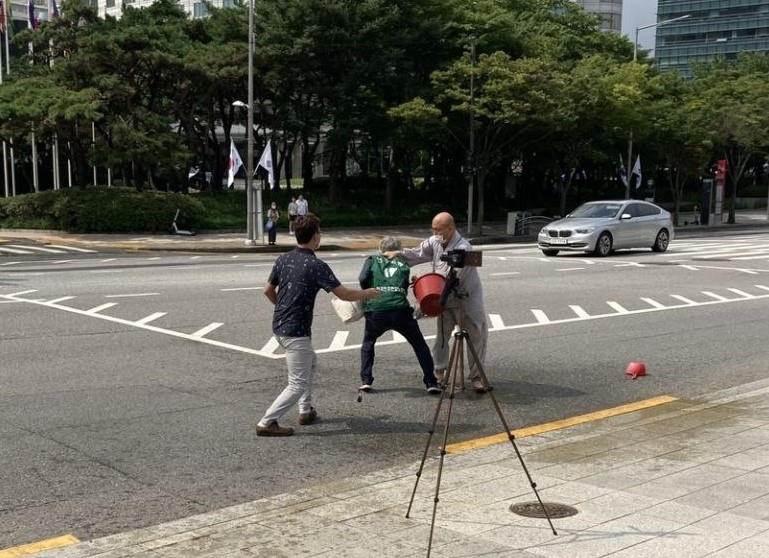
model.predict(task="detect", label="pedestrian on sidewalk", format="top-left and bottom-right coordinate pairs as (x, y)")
top-left (358, 236), bottom-right (440, 395)
top-left (398, 212), bottom-right (489, 394)
top-left (266, 202), bottom-right (280, 245)
top-left (296, 194), bottom-right (309, 216)
top-left (287, 197), bottom-right (298, 235)
top-left (257, 213), bottom-right (380, 437)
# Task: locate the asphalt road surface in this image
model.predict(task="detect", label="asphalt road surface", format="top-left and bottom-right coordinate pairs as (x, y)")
top-left (2, 229), bottom-right (769, 548)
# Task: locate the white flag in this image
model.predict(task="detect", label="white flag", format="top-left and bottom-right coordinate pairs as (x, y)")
top-left (228, 139), bottom-right (243, 188)
top-left (618, 154), bottom-right (628, 188)
top-left (631, 155), bottom-right (642, 189)
top-left (257, 141), bottom-right (275, 188)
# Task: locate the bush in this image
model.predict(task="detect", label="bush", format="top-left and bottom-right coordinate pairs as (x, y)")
top-left (0, 186), bottom-right (445, 233)
top-left (0, 187), bottom-right (207, 233)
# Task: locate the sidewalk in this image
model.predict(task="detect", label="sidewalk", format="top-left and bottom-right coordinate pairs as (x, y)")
top-left (21, 379), bottom-right (769, 558)
top-left (1, 210), bottom-right (767, 254)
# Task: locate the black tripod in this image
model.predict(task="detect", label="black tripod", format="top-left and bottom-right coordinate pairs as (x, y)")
top-left (405, 268), bottom-right (557, 556)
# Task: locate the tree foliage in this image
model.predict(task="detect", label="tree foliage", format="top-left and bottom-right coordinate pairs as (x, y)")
top-left (0, 0), bottom-right (767, 229)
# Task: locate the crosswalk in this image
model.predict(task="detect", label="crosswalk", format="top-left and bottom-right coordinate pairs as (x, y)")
top-left (0, 243), bottom-right (97, 255)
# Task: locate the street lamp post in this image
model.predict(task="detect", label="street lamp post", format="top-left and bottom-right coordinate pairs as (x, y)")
top-left (626, 14), bottom-right (692, 199)
top-left (234, 1), bottom-right (259, 246)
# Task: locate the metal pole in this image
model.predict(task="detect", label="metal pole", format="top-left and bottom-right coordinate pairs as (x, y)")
top-left (626, 129), bottom-right (633, 199)
top-left (466, 35), bottom-right (475, 235)
top-left (627, 15), bottom-right (690, 200)
top-left (245, 0), bottom-right (257, 246)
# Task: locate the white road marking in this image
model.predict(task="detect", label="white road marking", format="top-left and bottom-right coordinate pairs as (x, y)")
top-left (0, 246), bottom-right (32, 254)
top-left (221, 287), bottom-right (261, 292)
top-left (47, 296), bottom-right (75, 304)
top-left (105, 293), bottom-right (160, 298)
top-left (569, 305), bottom-right (590, 319)
top-left (727, 288), bottom-right (753, 298)
top-left (191, 322), bottom-right (224, 338)
top-left (328, 331), bottom-right (349, 350)
top-left (6, 282), bottom-right (769, 360)
top-left (701, 291), bottom-right (728, 301)
top-left (85, 303), bottom-right (118, 314)
top-left (678, 264), bottom-right (701, 271)
top-left (640, 297), bottom-right (667, 309)
top-left (556, 267), bottom-right (585, 272)
top-left (531, 309), bottom-right (550, 323)
top-left (135, 312), bottom-right (167, 325)
top-left (606, 301), bottom-right (628, 313)
top-left (489, 314), bottom-right (505, 329)
top-left (45, 244), bottom-right (97, 253)
top-left (6, 244), bottom-right (66, 254)
top-left (490, 272), bottom-right (520, 277)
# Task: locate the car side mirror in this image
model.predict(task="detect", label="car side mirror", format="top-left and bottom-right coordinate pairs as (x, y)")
top-left (620, 213), bottom-right (632, 220)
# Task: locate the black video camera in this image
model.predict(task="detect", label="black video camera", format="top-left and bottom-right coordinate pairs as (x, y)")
top-left (439, 249), bottom-right (482, 268)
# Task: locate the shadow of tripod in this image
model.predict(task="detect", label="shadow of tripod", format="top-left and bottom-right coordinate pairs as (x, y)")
top-left (405, 266), bottom-right (557, 557)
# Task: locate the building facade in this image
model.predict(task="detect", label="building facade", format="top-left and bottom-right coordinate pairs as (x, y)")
top-left (98, 0), bottom-right (234, 19)
top-left (574, 0), bottom-right (623, 33)
top-left (655, 0), bottom-right (769, 75)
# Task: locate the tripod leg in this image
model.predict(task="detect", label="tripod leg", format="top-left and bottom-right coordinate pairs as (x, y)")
top-left (425, 332), bottom-right (463, 557)
top-left (405, 331), bottom-right (461, 518)
top-left (464, 335), bottom-right (559, 536)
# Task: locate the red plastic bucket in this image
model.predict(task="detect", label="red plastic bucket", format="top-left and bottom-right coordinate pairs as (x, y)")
top-left (413, 273), bottom-right (446, 317)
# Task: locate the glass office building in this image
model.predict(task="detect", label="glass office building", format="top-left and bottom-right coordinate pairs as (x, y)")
top-left (655, 0), bottom-right (769, 75)
top-left (574, 0), bottom-right (623, 33)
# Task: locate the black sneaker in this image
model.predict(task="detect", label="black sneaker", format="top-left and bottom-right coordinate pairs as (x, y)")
top-left (359, 383), bottom-right (373, 392)
top-left (426, 384), bottom-right (442, 395)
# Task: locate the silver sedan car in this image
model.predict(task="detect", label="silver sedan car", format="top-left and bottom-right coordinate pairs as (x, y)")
top-left (537, 200), bottom-right (674, 257)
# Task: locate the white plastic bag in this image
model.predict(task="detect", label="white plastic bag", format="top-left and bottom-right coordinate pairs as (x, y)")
top-left (331, 297), bottom-right (364, 324)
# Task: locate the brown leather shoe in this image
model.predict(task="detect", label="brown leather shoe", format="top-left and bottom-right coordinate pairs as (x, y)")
top-left (255, 421), bottom-right (294, 437)
top-left (298, 407), bottom-right (318, 425)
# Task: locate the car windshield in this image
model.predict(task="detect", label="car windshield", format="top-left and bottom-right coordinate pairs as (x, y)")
top-left (568, 203), bottom-right (623, 219)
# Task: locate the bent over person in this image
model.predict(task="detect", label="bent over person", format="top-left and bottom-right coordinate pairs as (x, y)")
top-left (358, 237), bottom-right (441, 395)
top-left (399, 212), bottom-right (489, 394)
top-left (257, 213), bottom-right (380, 437)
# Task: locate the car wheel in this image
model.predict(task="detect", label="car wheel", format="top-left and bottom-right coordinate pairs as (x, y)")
top-left (652, 229), bottom-right (670, 252)
top-left (541, 249), bottom-right (559, 257)
top-left (593, 232), bottom-right (612, 257)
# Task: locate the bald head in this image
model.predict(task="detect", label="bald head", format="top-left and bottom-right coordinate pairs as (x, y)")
top-left (431, 212), bottom-right (456, 246)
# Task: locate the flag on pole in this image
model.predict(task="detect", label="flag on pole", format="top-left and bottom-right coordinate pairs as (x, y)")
top-left (618, 154), bottom-right (628, 188)
top-left (257, 140), bottom-right (275, 188)
top-left (631, 155), bottom-right (642, 189)
top-left (50, 0), bottom-right (59, 19)
top-left (27, 0), bottom-right (37, 29)
top-left (227, 139), bottom-right (243, 188)
top-left (0, 2), bottom-right (6, 34)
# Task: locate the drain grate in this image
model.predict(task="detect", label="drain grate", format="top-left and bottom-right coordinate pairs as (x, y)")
top-left (510, 501), bottom-right (578, 519)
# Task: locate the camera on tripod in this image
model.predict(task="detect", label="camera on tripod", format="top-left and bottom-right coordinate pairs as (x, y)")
top-left (439, 249), bottom-right (482, 268)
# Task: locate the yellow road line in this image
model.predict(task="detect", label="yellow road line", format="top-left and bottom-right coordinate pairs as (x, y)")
top-left (446, 395), bottom-right (679, 453)
top-left (0, 535), bottom-right (80, 557)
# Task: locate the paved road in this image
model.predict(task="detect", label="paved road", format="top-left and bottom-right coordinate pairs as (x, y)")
top-left (2, 225), bottom-right (769, 549)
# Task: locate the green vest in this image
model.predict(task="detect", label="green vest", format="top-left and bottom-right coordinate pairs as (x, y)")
top-left (363, 255), bottom-right (411, 312)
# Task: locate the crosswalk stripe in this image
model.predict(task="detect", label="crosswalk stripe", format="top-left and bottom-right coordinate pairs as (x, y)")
top-left (6, 244), bottom-right (66, 254)
top-left (0, 246), bottom-right (32, 254)
top-left (45, 244), bottom-right (97, 253)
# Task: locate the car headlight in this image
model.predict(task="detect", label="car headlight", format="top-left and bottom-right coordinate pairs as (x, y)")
top-left (539, 227), bottom-right (548, 235)
top-left (574, 227), bottom-right (594, 234)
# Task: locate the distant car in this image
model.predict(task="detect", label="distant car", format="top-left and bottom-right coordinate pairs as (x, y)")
top-left (537, 200), bottom-right (674, 257)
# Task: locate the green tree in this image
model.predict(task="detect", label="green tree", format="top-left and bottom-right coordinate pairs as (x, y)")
top-left (689, 56), bottom-right (769, 223)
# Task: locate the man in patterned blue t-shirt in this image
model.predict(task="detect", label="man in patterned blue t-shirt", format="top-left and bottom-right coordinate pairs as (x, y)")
top-left (257, 213), bottom-right (380, 437)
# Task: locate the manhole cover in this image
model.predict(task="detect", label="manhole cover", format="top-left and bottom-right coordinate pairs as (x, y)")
top-left (510, 502), bottom-right (578, 519)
